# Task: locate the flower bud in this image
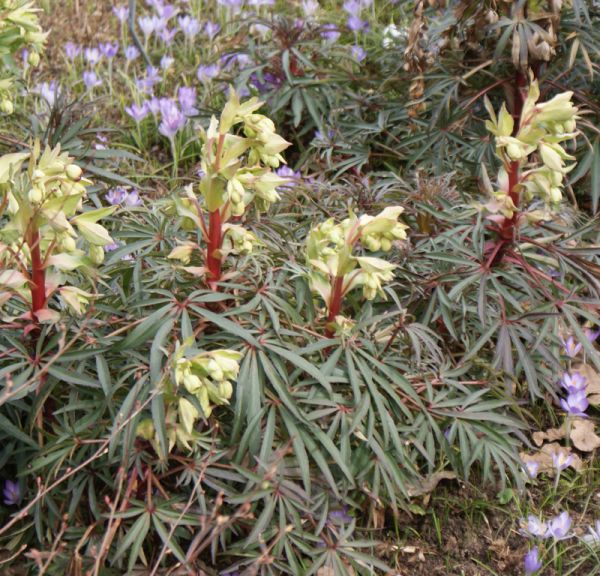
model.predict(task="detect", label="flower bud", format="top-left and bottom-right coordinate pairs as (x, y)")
top-left (0, 99), bottom-right (13, 114)
top-left (136, 418), bottom-right (155, 440)
top-left (380, 238), bottom-right (392, 252)
top-left (89, 245), bottom-right (105, 265)
top-left (28, 187), bottom-right (43, 204)
top-left (28, 52), bottom-right (40, 67)
top-left (61, 236), bottom-right (76, 252)
top-left (66, 164), bottom-right (83, 181)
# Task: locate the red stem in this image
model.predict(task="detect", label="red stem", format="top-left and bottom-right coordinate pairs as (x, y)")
top-left (325, 276), bottom-right (345, 337)
top-left (28, 229), bottom-right (46, 317)
top-left (206, 208), bottom-right (223, 289)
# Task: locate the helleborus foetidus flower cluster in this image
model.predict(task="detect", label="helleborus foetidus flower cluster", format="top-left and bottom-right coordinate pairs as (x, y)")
top-left (0, 0), bottom-right (47, 113)
top-left (168, 89), bottom-right (291, 287)
top-left (137, 341), bottom-right (242, 453)
top-left (306, 207), bottom-right (408, 333)
top-left (483, 77), bottom-right (578, 221)
top-left (0, 142), bottom-right (115, 321)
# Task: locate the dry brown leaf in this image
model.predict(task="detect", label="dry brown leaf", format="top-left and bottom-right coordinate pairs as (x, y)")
top-left (406, 471), bottom-right (457, 497)
top-left (570, 418), bottom-right (600, 452)
top-left (520, 442), bottom-right (582, 476)
top-left (532, 424), bottom-right (565, 446)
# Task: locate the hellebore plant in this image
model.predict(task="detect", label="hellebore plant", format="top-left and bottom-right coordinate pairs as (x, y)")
top-left (0, 142), bottom-right (115, 331)
top-left (305, 207), bottom-right (408, 336)
top-left (137, 341), bottom-right (242, 454)
top-left (482, 76), bottom-right (578, 264)
top-left (168, 89), bottom-right (291, 289)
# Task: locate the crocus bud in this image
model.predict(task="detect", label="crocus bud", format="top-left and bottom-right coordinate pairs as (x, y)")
top-left (89, 245), bottom-right (104, 264)
top-left (66, 164), bottom-right (83, 181)
top-left (0, 99), bottom-right (13, 114)
top-left (28, 52), bottom-right (40, 67)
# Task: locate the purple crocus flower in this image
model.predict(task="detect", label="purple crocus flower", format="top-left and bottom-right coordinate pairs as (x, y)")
top-left (321, 24), bottom-right (340, 42)
top-left (156, 3), bottom-right (176, 19)
top-left (351, 45), bottom-right (366, 62)
top-left (105, 241), bottom-right (120, 252)
top-left (218, 0), bottom-right (243, 8)
top-left (275, 165), bottom-right (301, 189)
top-left (112, 5), bottom-right (129, 22)
top-left (147, 96), bottom-right (161, 115)
top-left (561, 371), bottom-right (587, 393)
top-left (159, 27), bottom-right (177, 43)
top-left (524, 547), bottom-right (542, 575)
top-left (343, 0), bottom-right (362, 15)
top-left (138, 15), bottom-right (156, 37)
top-left (560, 336), bottom-right (582, 358)
top-left (178, 86), bottom-right (198, 116)
top-left (3, 480), bottom-right (20, 506)
top-left (83, 70), bottom-right (102, 90)
top-left (125, 102), bottom-right (150, 123)
top-left (196, 63), bottom-right (220, 83)
top-left (99, 42), bottom-right (119, 59)
top-left (552, 450), bottom-right (573, 472)
top-left (137, 66), bottom-right (162, 93)
top-left (584, 520), bottom-right (600, 545)
top-left (585, 327), bottom-right (600, 343)
top-left (301, 0), bottom-right (319, 17)
top-left (65, 42), bottom-right (81, 60)
top-left (84, 47), bottom-right (102, 66)
top-left (160, 54), bottom-right (174, 69)
top-left (522, 515), bottom-right (548, 538)
top-left (347, 15), bottom-right (369, 32)
top-left (560, 390), bottom-right (589, 417)
top-left (94, 133), bottom-right (108, 150)
top-left (106, 187), bottom-right (127, 205)
top-left (125, 45), bottom-right (140, 61)
top-left (178, 15), bottom-right (201, 38)
top-left (523, 461), bottom-right (539, 479)
top-left (546, 512), bottom-right (572, 540)
top-left (328, 505), bottom-right (352, 524)
top-left (205, 21), bottom-right (221, 39)
top-left (158, 101), bottom-right (186, 138)
top-left (124, 190), bottom-right (143, 207)
top-left (34, 81), bottom-right (60, 107)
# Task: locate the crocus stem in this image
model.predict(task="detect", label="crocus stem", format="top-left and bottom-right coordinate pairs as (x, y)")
top-left (170, 137), bottom-right (178, 179)
top-left (325, 275), bottom-right (345, 337)
top-left (207, 208), bottom-right (222, 290)
top-left (28, 229), bottom-right (46, 318)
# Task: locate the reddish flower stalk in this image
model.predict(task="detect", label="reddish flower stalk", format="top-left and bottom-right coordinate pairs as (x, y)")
top-left (206, 208), bottom-right (223, 290)
top-left (325, 276), bottom-right (345, 337)
top-left (27, 228), bottom-right (46, 318)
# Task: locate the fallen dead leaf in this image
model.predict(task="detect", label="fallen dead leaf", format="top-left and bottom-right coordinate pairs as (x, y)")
top-left (574, 364), bottom-right (600, 405)
top-left (406, 471), bottom-right (457, 497)
top-left (570, 417), bottom-right (600, 452)
top-left (532, 424), bottom-right (566, 446)
top-left (520, 442), bottom-right (582, 476)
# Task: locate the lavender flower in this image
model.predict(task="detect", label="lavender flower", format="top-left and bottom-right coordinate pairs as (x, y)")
top-left (34, 81), bottom-right (60, 107)
top-left (523, 461), bottom-right (539, 479)
top-left (218, 0), bottom-right (243, 8)
top-left (155, 3), bottom-right (176, 19)
top-left (552, 450), bottom-right (573, 472)
top-left (178, 86), bottom-right (198, 116)
top-left (584, 520), bottom-right (600, 546)
top-left (105, 241), bottom-right (120, 252)
top-left (585, 327), bottom-right (600, 343)
top-left (147, 96), bottom-right (161, 115)
top-left (343, 0), bottom-right (362, 16)
top-left (138, 15), bottom-right (156, 38)
top-left (136, 66), bottom-right (162, 93)
top-left (561, 371), bottom-right (587, 393)
top-left (95, 134), bottom-right (109, 150)
top-left (84, 47), bottom-right (102, 66)
top-left (275, 165), bottom-right (300, 189)
top-left (106, 187), bottom-right (127, 205)
top-left (560, 336), bottom-right (582, 358)
top-left (160, 54), bottom-right (175, 70)
top-left (524, 547), bottom-right (542, 575)
top-left (178, 15), bottom-right (201, 38)
top-left (159, 27), bottom-right (177, 43)
top-left (65, 42), bottom-right (81, 60)
top-left (351, 45), bottom-right (366, 62)
top-left (522, 515), bottom-right (548, 538)
top-left (124, 191), bottom-right (143, 207)
top-left (83, 71), bottom-right (102, 90)
top-left (196, 63), bottom-right (220, 83)
top-left (301, 0), bottom-right (319, 17)
top-left (125, 45), bottom-right (140, 61)
top-left (321, 24), bottom-right (340, 42)
top-left (546, 511), bottom-right (572, 540)
top-left (328, 505), bottom-right (352, 524)
top-left (2, 480), bottom-right (20, 506)
top-left (125, 102), bottom-right (150, 123)
top-left (347, 15), bottom-right (369, 32)
top-left (158, 101), bottom-right (186, 138)
top-left (205, 21), bottom-right (221, 39)
top-left (560, 390), bottom-right (589, 417)
top-left (99, 42), bottom-right (119, 59)
top-left (112, 5), bottom-right (129, 22)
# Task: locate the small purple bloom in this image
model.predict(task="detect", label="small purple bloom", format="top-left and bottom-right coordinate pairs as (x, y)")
top-left (99, 42), bottom-right (119, 59)
top-left (106, 187), bottom-right (127, 205)
top-left (94, 133), bottom-right (108, 150)
top-left (328, 505), bottom-right (352, 524)
top-left (3, 480), bottom-right (20, 506)
top-left (155, 3), bottom-right (176, 19)
top-left (147, 96), bottom-right (161, 115)
top-left (160, 54), bottom-right (174, 69)
top-left (65, 42), bottom-right (81, 60)
top-left (560, 390), bottom-right (589, 417)
top-left (524, 461), bottom-right (539, 479)
top-left (125, 102), bottom-right (150, 123)
top-left (125, 45), bottom-right (140, 61)
top-left (124, 191), bottom-right (143, 207)
top-left (347, 15), bottom-right (369, 32)
top-left (138, 15), bottom-right (156, 37)
top-left (561, 371), bottom-right (587, 393)
top-left (178, 15), bottom-right (201, 38)
top-left (351, 45), bottom-right (366, 62)
top-left (560, 336), bottom-right (582, 358)
top-left (178, 86), bottom-right (198, 116)
top-left (586, 327), bottom-right (600, 343)
top-left (83, 70), bottom-right (102, 90)
top-left (552, 450), bottom-right (573, 472)
top-left (105, 241), bottom-right (120, 252)
top-left (218, 0), bottom-right (243, 8)
top-left (301, 0), bottom-right (319, 17)
top-left (137, 66), bottom-right (162, 93)
top-left (34, 81), bottom-right (60, 107)
top-left (524, 547), bottom-right (542, 575)
top-left (84, 47), bottom-right (102, 66)
top-left (159, 27), bottom-right (177, 43)
top-left (343, 0), bottom-right (362, 16)
top-left (112, 5), bottom-right (129, 22)
top-left (585, 520), bottom-right (600, 545)
top-left (522, 515), bottom-right (548, 538)
top-left (276, 165), bottom-right (301, 189)
top-left (205, 21), bottom-right (221, 40)
top-left (321, 24), bottom-right (340, 42)
top-left (546, 511), bottom-right (572, 540)
top-left (158, 101), bottom-right (186, 138)
top-left (197, 63), bottom-right (220, 83)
